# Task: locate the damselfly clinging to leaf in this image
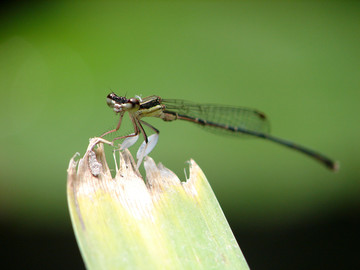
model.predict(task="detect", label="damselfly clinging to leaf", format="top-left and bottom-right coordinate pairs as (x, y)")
top-left (100, 92), bottom-right (338, 171)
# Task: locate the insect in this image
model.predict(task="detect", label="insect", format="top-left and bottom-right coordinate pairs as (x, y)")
top-left (100, 92), bottom-right (338, 171)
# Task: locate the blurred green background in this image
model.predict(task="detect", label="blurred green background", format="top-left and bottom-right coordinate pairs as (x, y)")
top-left (0, 1), bottom-right (359, 269)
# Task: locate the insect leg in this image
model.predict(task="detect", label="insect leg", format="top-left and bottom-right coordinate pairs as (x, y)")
top-left (112, 114), bottom-right (140, 142)
top-left (139, 120), bottom-right (160, 134)
top-left (100, 112), bottom-right (125, 137)
top-left (135, 117), bottom-right (148, 144)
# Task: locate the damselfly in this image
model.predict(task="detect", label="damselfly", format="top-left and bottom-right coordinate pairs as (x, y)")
top-left (101, 93), bottom-right (338, 171)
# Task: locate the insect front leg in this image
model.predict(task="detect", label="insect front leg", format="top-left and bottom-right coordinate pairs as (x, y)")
top-left (100, 112), bottom-right (125, 138)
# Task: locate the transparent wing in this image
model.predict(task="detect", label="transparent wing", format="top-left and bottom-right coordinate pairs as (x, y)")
top-left (162, 99), bottom-right (271, 136)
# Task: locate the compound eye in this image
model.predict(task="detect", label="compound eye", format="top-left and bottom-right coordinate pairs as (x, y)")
top-left (129, 98), bottom-right (140, 105)
top-left (107, 97), bottom-right (115, 108)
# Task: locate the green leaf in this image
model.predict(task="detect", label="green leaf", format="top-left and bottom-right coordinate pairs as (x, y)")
top-left (67, 138), bottom-right (249, 270)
